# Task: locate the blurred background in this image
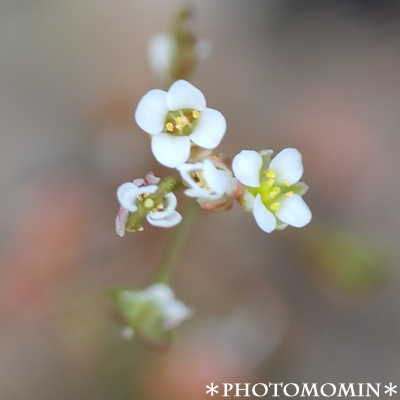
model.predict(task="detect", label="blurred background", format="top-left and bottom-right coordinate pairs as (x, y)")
top-left (1, 0), bottom-right (400, 398)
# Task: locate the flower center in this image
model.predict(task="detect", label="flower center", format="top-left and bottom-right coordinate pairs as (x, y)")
top-left (247, 170), bottom-right (294, 212)
top-left (164, 109), bottom-right (200, 136)
top-left (190, 170), bottom-right (209, 190)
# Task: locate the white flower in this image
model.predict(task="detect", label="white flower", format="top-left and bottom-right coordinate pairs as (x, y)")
top-left (148, 32), bottom-right (212, 85)
top-left (232, 148), bottom-right (312, 233)
top-left (135, 80), bottom-right (226, 168)
top-left (178, 159), bottom-right (238, 200)
top-left (120, 283), bottom-right (193, 331)
top-left (116, 182), bottom-right (182, 232)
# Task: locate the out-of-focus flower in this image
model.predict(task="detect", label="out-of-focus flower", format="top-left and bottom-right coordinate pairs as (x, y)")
top-left (177, 157), bottom-right (242, 211)
top-left (116, 178), bottom-right (181, 235)
top-left (148, 32), bottom-right (212, 84)
top-left (108, 283), bottom-right (192, 348)
top-left (232, 148), bottom-right (312, 233)
top-left (135, 80), bottom-right (226, 168)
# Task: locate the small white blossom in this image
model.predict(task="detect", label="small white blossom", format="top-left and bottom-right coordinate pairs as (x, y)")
top-left (116, 181), bottom-right (182, 233)
top-left (232, 148), bottom-right (312, 233)
top-left (120, 283), bottom-right (193, 331)
top-left (135, 80), bottom-right (226, 168)
top-left (148, 33), bottom-right (212, 85)
top-left (178, 159), bottom-right (238, 200)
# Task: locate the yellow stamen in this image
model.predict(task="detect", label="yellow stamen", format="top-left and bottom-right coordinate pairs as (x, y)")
top-left (267, 171), bottom-right (276, 178)
top-left (270, 192), bottom-right (277, 199)
top-left (175, 115), bottom-right (189, 130)
top-left (270, 202), bottom-right (281, 211)
top-left (283, 180), bottom-right (291, 187)
top-left (137, 226), bottom-right (144, 231)
top-left (267, 179), bottom-right (274, 187)
top-left (144, 198), bottom-right (154, 208)
top-left (166, 122), bottom-right (174, 131)
top-left (192, 110), bottom-right (200, 119)
top-left (285, 191), bottom-right (293, 197)
top-left (272, 187), bottom-right (281, 194)
top-left (157, 203), bottom-right (164, 210)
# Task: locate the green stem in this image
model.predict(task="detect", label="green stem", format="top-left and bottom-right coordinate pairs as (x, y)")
top-left (156, 197), bottom-right (199, 284)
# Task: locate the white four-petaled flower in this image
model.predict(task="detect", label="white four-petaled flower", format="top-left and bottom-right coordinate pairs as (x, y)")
top-left (116, 182), bottom-right (182, 234)
top-left (232, 148), bottom-right (312, 233)
top-left (135, 80), bottom-right (226, 168)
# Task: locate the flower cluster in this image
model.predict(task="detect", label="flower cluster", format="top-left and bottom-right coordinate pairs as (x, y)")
top-left (110, 17), bottom-right (313, 344)
top-left (116, 79), bottom-right (311, 235)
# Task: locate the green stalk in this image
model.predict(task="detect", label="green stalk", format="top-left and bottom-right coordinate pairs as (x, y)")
top-left (156, 197), bottom-right (199, 284)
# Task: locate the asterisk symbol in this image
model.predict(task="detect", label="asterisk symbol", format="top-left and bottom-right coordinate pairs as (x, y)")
top-left (206, 383), bottom-right (219, 396)
top-left (385, 383), bottom-right (397, 396)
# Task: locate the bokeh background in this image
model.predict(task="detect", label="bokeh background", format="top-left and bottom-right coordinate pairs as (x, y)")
top-left (1, 0), bottom-right (400, 398)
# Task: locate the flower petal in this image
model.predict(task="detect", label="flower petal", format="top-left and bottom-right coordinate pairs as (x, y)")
top-left (145, 283), bottom-right (174, 301)
top-left (136, 185), bottom-right (158, 195)
top-left (232, 150), bottom-right (263, 187)
top-left (147, 210), bottom-right (182, 227)
top-left (151, 133), bottom-right (191, 168)
top-left (189, 108), bottom-right (226, 149)
top-left (135, 89), bottom-right (169, 134)
top-left (177, 162), bottom-right (209, 198)
top-left (161, 300), bottom-right (193, 330)
top-left (149, 193), bottom-right (177, 220)
top-left (202, 159), bottom-right (231, 195)
top-left (253, 194), bottom-right (277, 233)
top-left (275, 194), bottom-right (312, 228)
top-left (166, 80), bottom-right (206, 111)
top-left (148, 33), bottom-right (176, 81)
top-left (269, 148), bottom-right (303, 185)
top-left (117, 182), bottom-right (139, 212)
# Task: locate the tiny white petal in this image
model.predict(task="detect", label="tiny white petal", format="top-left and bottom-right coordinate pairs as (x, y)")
top-left (275, 194), bottom-right (312, 228)
top-left (151, 133), bottom-right (191, 168)
top-left (147, 210), bottom-right (182, 227)
top-left (166, 80), bottom-right (206, 111)
top-left (117, 182), bottom-right (139, 212)
top-left (148, 33), bottom-right (176, 81)
top-left (137, 185), bottom-right (158, 195)
top-left (161, 300), bottom-right (193, 330)
top-left (135, 89), bottom-right (169, 135)
top-left (269, 148), bottom-right (303, 185)
top-left (178, 162), bottom-right (210, 198)
top-left (149, 192), bottom-right (177, 220)
top-left (253, 194), bottom-right (277, 233)
top-left (146, 283), bottom-right (174, 300)
top-left (232, 150), bottom-right (263, 187)
top-left (202, 159), bottom-right (231, 195)
top-left (189, 108), bottom-right (226, 149)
